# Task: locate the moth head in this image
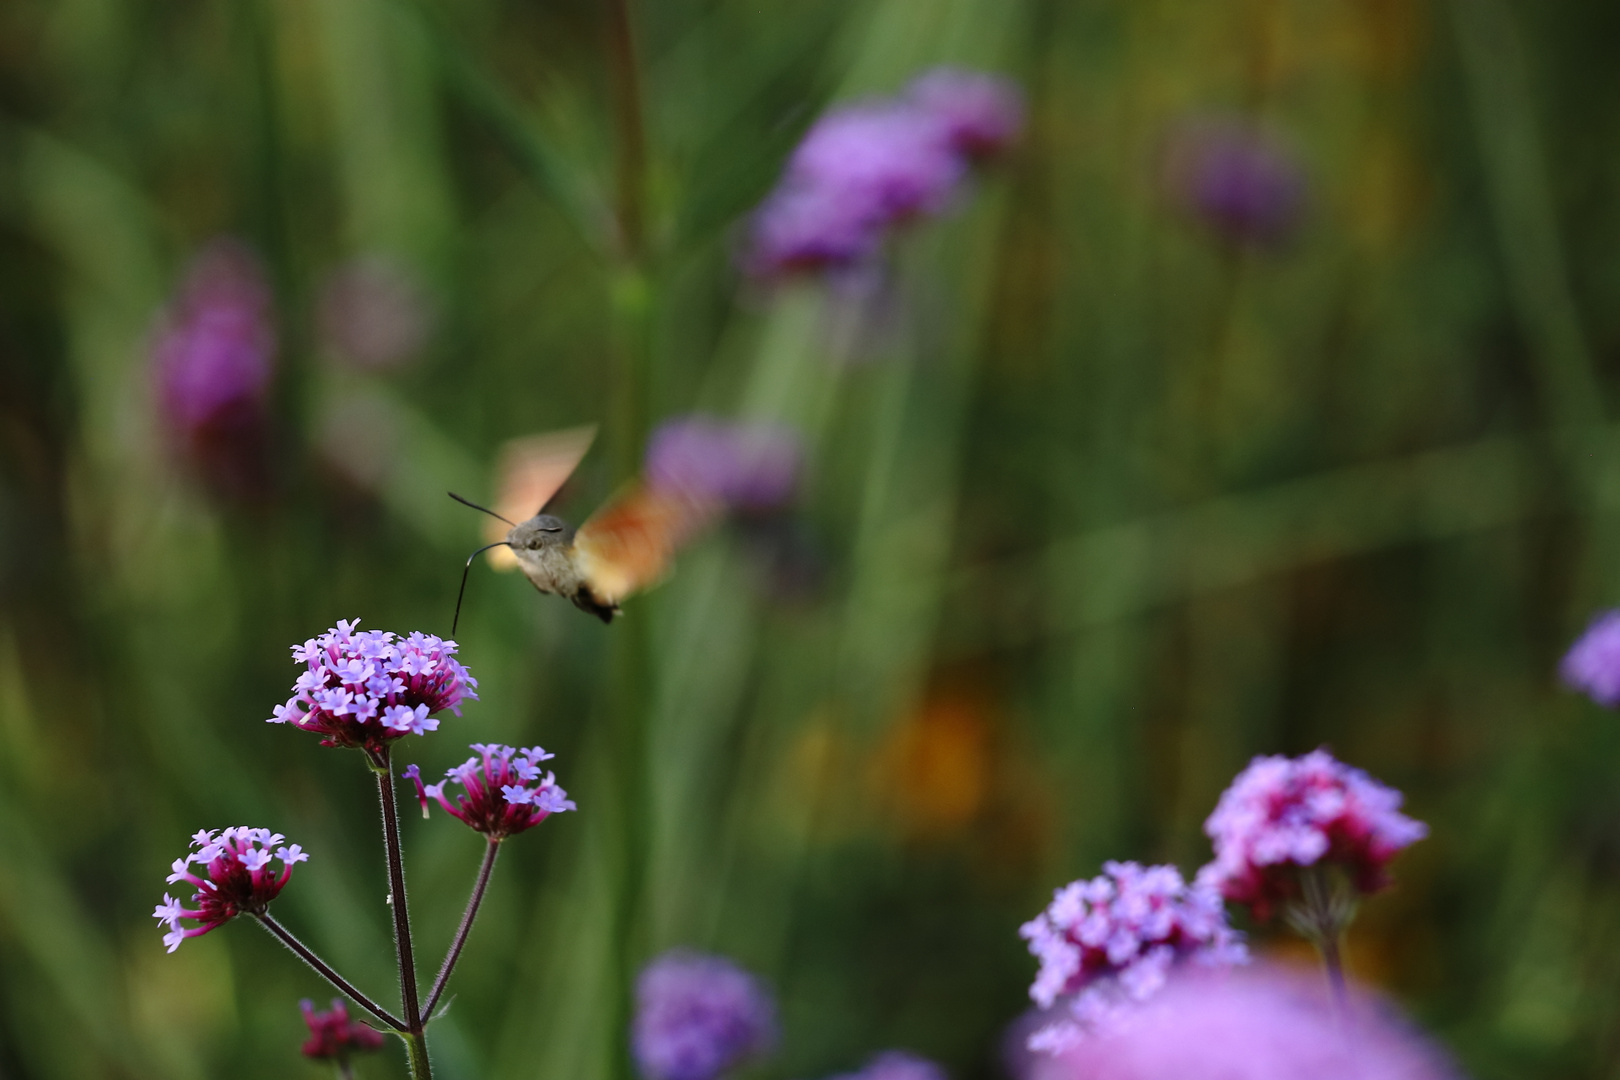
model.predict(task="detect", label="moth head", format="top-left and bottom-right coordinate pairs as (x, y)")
top-left (507, 514), bottom-right (575, 551)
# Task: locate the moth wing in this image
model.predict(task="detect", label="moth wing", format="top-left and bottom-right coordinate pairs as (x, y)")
top-left (573, 482), bottom-right (719, 604)
top-left (485, 425), bottom-right (597, 570)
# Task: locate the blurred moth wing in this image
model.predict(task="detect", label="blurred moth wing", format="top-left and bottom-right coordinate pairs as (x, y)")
top-left (573, 482), bottom-right (720, 605)
top-left (484, 425), bottom-right (597, 570)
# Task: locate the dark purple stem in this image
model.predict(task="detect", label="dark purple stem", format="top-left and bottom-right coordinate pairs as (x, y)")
top-left (424, 838), bottom-right (502, 1018)
top-left (254, 914), bottom-right (405, 1031)
top-left (371, 751), bottom-right (427, 1036)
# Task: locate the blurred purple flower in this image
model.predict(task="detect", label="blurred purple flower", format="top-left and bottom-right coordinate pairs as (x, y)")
top-left (151, 238), bottom-right (276, 497)
top-left (632, 950), bottom-right (776, 1080)
top-left (1561, 609), bottom-right (1620, 707)
top-left (746, 70), bottom-right (1023, 278)
top-left (1020, 861), bottom-right (1246, 1052)
top-left (300, 998), bottom-right (385, 1061)
top-left (317, 254), bottom-right (434, 370)
top-left (645, 416), bottom-right (802, 510)
top-left (405, 743), bottom-right (574, 838)
top-left (827, 1052), bottom-right (949, 1080)
top-left (153, 827), bottom-right (307, 952)
top-left (1198, 749), bottom-right (1427, 923)
top-left (1047, 965), bottom-right (1459, 1080)
top-left (267, 619), bottom-right (477, 752)
top-left (906, 68), bottom-right (1023, 160)
top-left (1163, 118), bottom-right (1306, 248)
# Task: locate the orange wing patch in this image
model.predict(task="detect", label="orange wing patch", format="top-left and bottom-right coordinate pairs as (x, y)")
top-left (484, 425), bottom-right (597, 570)
top-left (573, 483), bottom-right (719, 603)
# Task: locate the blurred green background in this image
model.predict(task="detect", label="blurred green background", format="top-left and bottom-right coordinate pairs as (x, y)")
top-left (4, 0), bottom-right (1620, 1077)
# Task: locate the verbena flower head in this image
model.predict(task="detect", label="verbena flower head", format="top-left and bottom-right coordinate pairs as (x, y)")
top-left (645, 416), bottom-right (803, 509)
top-left (1019, 861), bottom-right (1246, 1052)
top-left (1049, 965), bottom-right (1459, 1080)
top-left (1198, 749), bottom-right (1428, 921)
top-left (268, 620), bottom-right (477, 751)
top-left (906, 68), bottom-right (1023, 160)
top-left (632, 950), bottom-right (777, 1080)
top-left (405, 744), bottom-right (575, 838)
top-left (153, 827), bottom-right (307, 952)
top-left (746, 69), bottom-right (1021, 278)
top-left (1163, 118), bottom-right (1306, 248)
top-left (151, 237), bottom-right (276, 497)
top-left (1561, 609), bottom-right (1620, 707)
top-left (826, 1052), bottom-right (949, 1080)
top-left (300, 998), bottom-right (385, 1061)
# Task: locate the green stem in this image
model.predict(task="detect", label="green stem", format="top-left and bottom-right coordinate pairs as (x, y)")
top-left (253, 914), bottom-right (404, 1031)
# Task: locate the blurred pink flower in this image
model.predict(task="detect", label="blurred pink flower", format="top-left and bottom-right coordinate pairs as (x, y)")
top-left (317, 254), bottom-right (434, 370)
top-left (906, 68), bottom-right (1023, 160)
top-left (645, 415), bottom-right (802, 509)
top-left (1162, 117), bottom-right (1306, 248)
top-left (1198, 750), bottom-right (1427, 922)
top-left (1047, 965), bottom-right (1459, 1080)
top-left (150, 237), bottom-right (276, 498)
top-left (299, 998), bottom-right (385, 1061)
top-left (632, 950), bottom-right (777, 1080)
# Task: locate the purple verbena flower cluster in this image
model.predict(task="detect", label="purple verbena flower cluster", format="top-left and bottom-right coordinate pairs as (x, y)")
top-left (1162, 117), bottom-right (1306, 249)
top-left (405, 743), bottom-right (575, 839)
top-left (1561, 609), bottom-right (1620, 707)
top-left (151, 238), bottom-right (276, 497)
top-left (1198, 749), bottom-right (1428, 921)
top-left (826, 1052), bottom-right (949, 1080)
top-left (268, 619), bottom-right (477, 751)
top-left (632, 950), bottom-right (777, 1080)
top-left (1049, 965), bottom-right (1458, 1080)
top-left (153, 827), bottom-right (307, 952)
top-left (300, 998), bottom-right (385, 1061)
top-left (1019, 861), bottom-right (1246, 1052)
top-left (747, 68), bottom-right (1021, 277)
top-left (645, 415), bottom-right (803, 510)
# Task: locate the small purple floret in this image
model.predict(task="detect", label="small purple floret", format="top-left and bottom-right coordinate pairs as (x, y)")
top-left (1561, 609), bottom-right (1620, 707)
top-left (906, 67), bottom-right (1023, 160)
top-left (632, 950), bottom-right (777, 1080)
top-left (1019, 861), bottom-right (1246, 1052)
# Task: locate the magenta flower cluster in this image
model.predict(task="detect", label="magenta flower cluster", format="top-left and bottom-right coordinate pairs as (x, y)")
top-left (747, 67), bottom-right (1021, 277)
top-left (151, 238), bottom-right (276, 497)
top-left (1561, 609), bottom-right (1620, 707)
top-left (300, 998), bottom-right (385, 1061)
top-left (826, 1052), bottom-right (948, 1080)
top-left (1198, 749), bottom-right (1428, 920)
top-left (405, 743), bottom-right (575, 839)
top-left (645, 416), bottom-right (803, 510)
top-left (267, 619), bottom-right (477, 751)
top-left (632, 950), bottom-right (777, 1080)
top-left (153, 827), bottom-right (307, 952)
top-left (1019, 861), bottom-right (1246, 1052)
top-left (1052, 965), bottom-right (1458, 1080)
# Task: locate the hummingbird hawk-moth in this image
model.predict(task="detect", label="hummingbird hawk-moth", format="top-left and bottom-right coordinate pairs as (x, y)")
top-left (450, 426), bottom-right (717, 631)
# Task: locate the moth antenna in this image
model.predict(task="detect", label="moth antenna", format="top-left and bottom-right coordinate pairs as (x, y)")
top-left (453, 541), bottom-right (512, 636)
top-left (447, 491), bottom-right (517, 527)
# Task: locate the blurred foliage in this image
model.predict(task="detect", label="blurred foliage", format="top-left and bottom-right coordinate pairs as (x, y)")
top-left (3, 0), bottom-right (1620, 1078)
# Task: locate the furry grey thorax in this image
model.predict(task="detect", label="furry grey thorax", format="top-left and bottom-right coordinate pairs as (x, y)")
top-left (505, 513), bottom-right (618, 623)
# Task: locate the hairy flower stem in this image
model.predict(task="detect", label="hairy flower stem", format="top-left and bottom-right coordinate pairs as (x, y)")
top-left (1298, 867), bottom-right (1351, 1017)
top-left (369, 748), bottom-right (432, 1079)
top-left (424, 838), bottom-right (502, 1018)
top-left (254, 914), bottom-right (404, 1031)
